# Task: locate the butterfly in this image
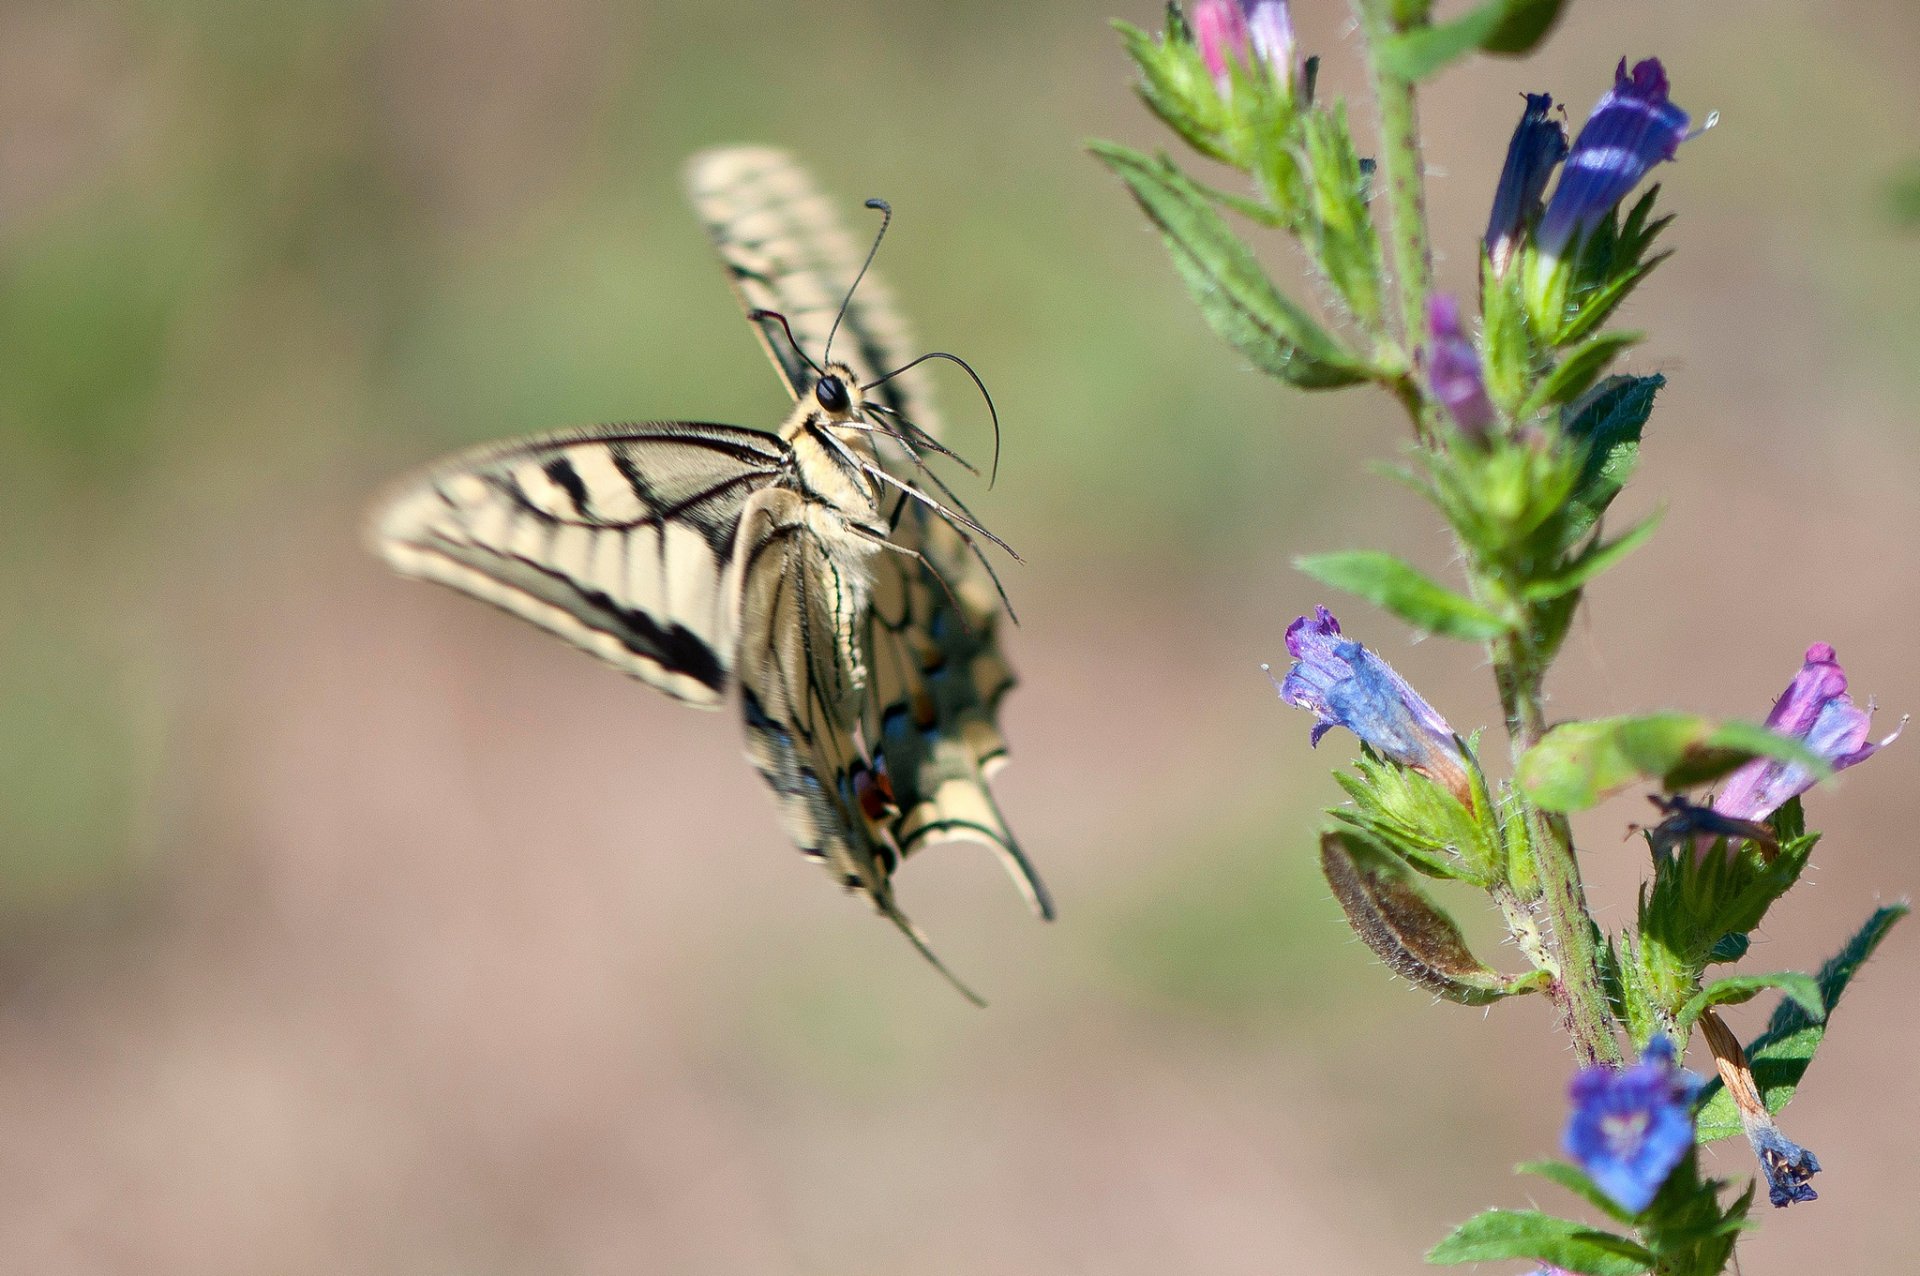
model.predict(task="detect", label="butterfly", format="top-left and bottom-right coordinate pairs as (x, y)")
top-left (369, 146), bottom-right (1051, 1002)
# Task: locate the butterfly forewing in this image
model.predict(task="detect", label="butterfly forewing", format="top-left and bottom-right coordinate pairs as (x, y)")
top-left (372, 422), bottom-right (788, 705)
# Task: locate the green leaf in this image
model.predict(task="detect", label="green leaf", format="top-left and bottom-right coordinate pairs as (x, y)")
top-left (1428, 1209), bottom-right (1653, 1274)
top-left (1089, 142), bottom-right (1371, 388)
top-left (1708, 932), bottom-right (1751, 964)
top-left (1523, 330), bottom-right (1644, 416)
top-left (1375, 0), bottom-right (1568, 82)
top-left (1675, 972), bottom-right (1824, 1039)
top-left (1516, 1160), bottom-right (1637, 1225)
top-left (1295, 550), bottom-right (1509, 639)
top-left (1478, 0), bottom-right (1567, 53)
top-left (1564, 373), bottom-right (1663, 524)
top-left (1517, 715), bottom-right (1830, 813)
top-left (1525, 509), bottom-right (1664, 603)
top-left (1696, 904), bottom-right (1908, 1140)
top-left (1320, 830), bottom-right (1540, 1005)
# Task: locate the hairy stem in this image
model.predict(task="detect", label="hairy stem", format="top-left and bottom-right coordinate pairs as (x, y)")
top-left (1355, 0), bottom-right (1435, 440)
top-left (1495, 628), bottom-right (1622, 1067)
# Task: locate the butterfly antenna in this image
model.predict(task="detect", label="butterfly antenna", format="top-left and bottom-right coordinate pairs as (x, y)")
top-left (748, 308), bottom-right (826, 379)
top-left (864, 351), bottom-right (1001, 486)
top-left (877, 890), bottom-right (986, 1008)
top-left (823, 198), bottom-right (891, 366)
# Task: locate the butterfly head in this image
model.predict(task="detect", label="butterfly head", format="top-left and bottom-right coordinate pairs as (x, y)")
top-left (811, 362), bottom-right (864, 420)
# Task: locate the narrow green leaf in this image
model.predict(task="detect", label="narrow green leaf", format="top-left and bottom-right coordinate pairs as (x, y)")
top-left (1525, 509), bottom-right (1664, 602)
top-left (1517, 714), bottom-right (1829, 813)
top-left (1375, 0), bottom-right (1567, 81)
top-left (1675, 971), bottom-right (1824, 1039)
top-left (1089, 142), bottom-right (1371, 388)
top-left (1696, 904), bottom-right (1909, 1140)
top-left (1524, 330), bottom-right (1644, 415)
top-left (1374, 5), bottom-right (1503, 82)
top-left (1295, 550), bottom-right (1509, 639)
top-left (1428, 1209), bottom-right (1653, 1274)
top-left (1479, 0), bottom-right (1567, 53)
top-left (1516, 1161), bottom-right (1637, 1225)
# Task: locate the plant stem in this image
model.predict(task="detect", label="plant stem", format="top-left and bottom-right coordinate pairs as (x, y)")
top-left (1494, 628), bottom-right (1622, 1067)
top-left (1355, 0), bottom-right (1434, 427)
top-left (1354, 0), bottom-right (1618, 1067)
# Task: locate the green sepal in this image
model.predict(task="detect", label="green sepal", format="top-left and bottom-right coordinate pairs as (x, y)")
top-left (1523, 509), bottom-right (1663, 603)
top-left (1423, 429), bottom-right (1581, 576)
top-left (1500, 783), bottom-right (1540, 900)
top-left (1330, 743), bottom-right (1500, 885)
top-left (1294, 550), bottom-right (1509, 639)
top-left (1480, 252), bottom-right (1533, 414)
top-left (1516, 714), bottom-right (1830, 813)
top-left (1320, 829), bottom-right (1540, 1004)
top-left (1113, 19), bottom-right (1234, 165)
top-left (1562, 373), bottom-right (1663, 536)
top-left (1634, 804), bottom-right (1820, 1014)
top-left (1427, 1209), bottom-right (1653, 1274)
top-left (1521, 330), bottom-right (1644, 417)
top-left (1299, 104), bottom-right (1385, 327)
top-left (1373, 0), bottom-right (1567, 82)
top-left (1673, 972), bottom-right (1824, 1041)
top-left (1707, 932), bottom-right (1750, 964)
top-left (1695, 903), bottom-right (1909, 1141)
top-left (1516, 1160), bottom-right (1638, 1226)
top-left (1089, 143), bottom-right (1372, 388)
top-left (1526, 186), bottom-right (1674, 345)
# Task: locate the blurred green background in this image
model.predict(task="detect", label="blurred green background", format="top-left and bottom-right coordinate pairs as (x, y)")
top-left (3, 1), bottom-right (1918, 1271)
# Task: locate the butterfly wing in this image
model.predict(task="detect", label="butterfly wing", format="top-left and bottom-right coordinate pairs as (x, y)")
top-left (685, 146), bottom-right (1051, 919)
top-left (370, 422), bottom-right (788, 704)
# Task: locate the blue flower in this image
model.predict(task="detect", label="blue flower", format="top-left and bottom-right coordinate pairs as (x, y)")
top-left (1485, 92), bottom-right (1568, 274)
top-left (1421, 293), bottom-right (1494, 438)
top-left (1537, 59), bottom-right (1694, 258)
top-left (1243, 0), bottom-right (1295, 89)
top-left (1562, 1036), bottom-right (1703, 1215)
top-left (1268, 606), bottom-right (1474, 803)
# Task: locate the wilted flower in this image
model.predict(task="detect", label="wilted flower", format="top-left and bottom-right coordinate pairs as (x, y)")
top-left (1562, 1036), bottom-right (1703, 1215)
top-left (1190, 0), bottom-right (1249, 90)
top-left (1537, 58), bottom-right (1694, 258)
top-left (1697, 1010), bottom-right (1822, 1208)
top-left (1421, 294), bottom-right (1494, 438)
top-left (1749, 1124), bottom-right (1822, 1208)
top-left (1485, 92), bottom-right (1569, 274)
top-left (1715, 643), bottom-right (1903, 822)
top-left (1267, 606), bottom-right (1474, 804)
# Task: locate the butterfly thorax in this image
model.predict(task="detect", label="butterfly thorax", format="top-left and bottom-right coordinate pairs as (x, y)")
top-left (778, 360), bottom-right (888, 547)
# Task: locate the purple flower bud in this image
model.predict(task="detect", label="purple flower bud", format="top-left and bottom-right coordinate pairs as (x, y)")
top-left (1421, 294), bottom-right (1494, 439)
top-left (1267, 606), bottom-right (1474, 804)
top-left (1537, 59), bottom-right (1693, 259)
top-left (1562, 1036), bottom-right (1703, 1216)
top-left (1243, 0), bottom-right (1295, 90)
top-left (1484, 93), bottom-right (1569, 275)
top-left (1714, 643), bottom-right (1904, 823)
top-left (1190, 0), bottom-right (1249, 90)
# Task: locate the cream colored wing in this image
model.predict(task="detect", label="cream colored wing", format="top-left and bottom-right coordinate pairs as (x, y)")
top-left (370, 422), bottom-right (788, 705)
top-left (685, 146), bottom-right (1051, 919)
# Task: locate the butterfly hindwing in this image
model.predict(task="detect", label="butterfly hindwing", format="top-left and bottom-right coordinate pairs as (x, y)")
top-left (372, 422), bottom-right (788, 705)
top-left (686, 146), bottom-right (1051, 920)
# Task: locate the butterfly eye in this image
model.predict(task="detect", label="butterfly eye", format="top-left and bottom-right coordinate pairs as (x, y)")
top-left (814, 375), bottom-right (850, 413)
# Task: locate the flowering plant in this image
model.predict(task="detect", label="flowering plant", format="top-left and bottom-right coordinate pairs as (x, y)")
top-left (1095, 3), bottom-right (1907, 1272)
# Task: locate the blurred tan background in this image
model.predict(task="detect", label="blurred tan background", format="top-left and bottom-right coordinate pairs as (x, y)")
top-left (2, 1), bottom-right (1916, 1272)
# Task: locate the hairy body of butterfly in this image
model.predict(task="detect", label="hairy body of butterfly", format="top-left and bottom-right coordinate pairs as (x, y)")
top-left (371, 147), bottom-right (1049, 1002)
